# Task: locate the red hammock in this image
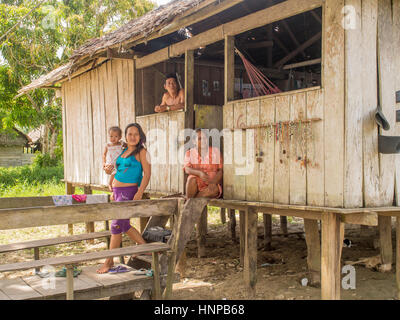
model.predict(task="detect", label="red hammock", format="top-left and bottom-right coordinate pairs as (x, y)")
top-left (235, 48), bottom-right (281, 96)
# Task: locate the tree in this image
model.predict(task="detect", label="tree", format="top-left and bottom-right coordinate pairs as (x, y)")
top-left (0, 0), bottom-right (155, 156)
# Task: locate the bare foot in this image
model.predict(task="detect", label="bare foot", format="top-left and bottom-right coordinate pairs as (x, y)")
top-left (96, 262), bottom-right (114, 274)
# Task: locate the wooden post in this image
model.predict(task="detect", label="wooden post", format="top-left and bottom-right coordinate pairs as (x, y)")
top-left (152, 252), bottom-right (161, 300)
top-left (229, 209), bottom-right (237, 242)
top-left (196, 206), bottom-right (207, 258)
top-left (140, 217), bottom-right (150, 234)
top-left (34, 248), bottom-right (40, 273)
top-left (280, 215), bottom-right (288, 237)
top-left (239, 210), bottom-right (246, 266)
top-left (263, 213), bottom-right (272, 251)
top-left (244, 207), bottom-right (258, 298)
top-left (220, 208), bottom-right (227, 224)
top-left (185, 49), bottom-right (194, 130)
top-left (396, 216), bottom-right (400, 300)
top-left (321, 212), bottom-right (344, 300)
top-left (65, 182), bottom-right (75, 235)
top-left (66, 265), bottom-right (74, 300)
top-left (378, 215), bottom-right (393, 272)
top-left (304, 218), bottom-right (321, 285)
top-left (84, 186), bottom-right (95, 244)
top-left (163, 251), bottom-right (176, 300)
top-left (224, 35), bottom-right (235, 104)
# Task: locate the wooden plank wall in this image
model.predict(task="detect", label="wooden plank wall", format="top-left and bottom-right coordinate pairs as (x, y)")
top-left (394, 0), bottom-right (400, 205)
top-left (62, 59), bottom-right (135, 187)
top-left (136, 111), bottom-right (185, 194)
top-left (223, 87), bottom-right (324, 204)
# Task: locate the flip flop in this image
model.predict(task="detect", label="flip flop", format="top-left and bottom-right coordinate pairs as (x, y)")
top-left (132, 268), bottom-right (148, 275)
top-left (109, 265), bottom-right (129, 274)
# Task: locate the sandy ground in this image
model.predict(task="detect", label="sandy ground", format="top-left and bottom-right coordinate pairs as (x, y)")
top-left (169, 217), bottom-right (398, 300)
top-left (1, 217), bottom-right (398, 300)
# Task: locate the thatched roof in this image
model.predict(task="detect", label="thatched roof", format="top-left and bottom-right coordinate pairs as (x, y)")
top-left (17, 0), bottom-right (208, 96)
top-left (0, 128), bottom-right (29, 147)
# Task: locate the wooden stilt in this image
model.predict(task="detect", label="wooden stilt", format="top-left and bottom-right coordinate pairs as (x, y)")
top-left (396, 217), bottom-right (400, 300)
top-left (263, 213), bottom-right (272, 251)
top-left (65, 182), bottom-right (75, 235)
top-left (244, 208), bottom-right (258, 298)
top-left (163, 251), bottom-right (176, 300)
top-left (197, 206), bottom-right (207, 258)
top-left (229, 209), bottom-right (237, 242)
top-left (66, 265), bottom-right (74, 300)
top-left (379, 215), bottom-right (393, 272)
top-left (321, 212), bottom-right (344, 300)
top-left (304, 218), bottom-right (321, 285)
top-left (84, 186), bottom-right (94, 244)
top-left (34, 248), bottom-right (40, 273)
top-left (239, 210), bottom-right (246, 266)
top-left (220, 208), bottom-right (227, 224)
top-left (280, 216), bottom-right (288, 237)
top-left (152, 252), bottom-right (161, 300)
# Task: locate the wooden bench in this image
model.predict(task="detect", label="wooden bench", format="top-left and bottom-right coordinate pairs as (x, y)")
top-left (0, 242), bottom-right (175, 300)
top-left (0, 198), bottom-right (181, 300)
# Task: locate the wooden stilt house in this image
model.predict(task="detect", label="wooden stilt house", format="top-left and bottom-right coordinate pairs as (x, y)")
top-left (18, 0), bottom-right (400, 300)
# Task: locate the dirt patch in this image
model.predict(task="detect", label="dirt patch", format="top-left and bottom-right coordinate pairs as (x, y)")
top-left (170, 218), bottom-right (398, 300)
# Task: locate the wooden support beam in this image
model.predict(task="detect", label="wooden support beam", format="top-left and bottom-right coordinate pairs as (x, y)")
top-left (239, 210), bottom-right (246, 266)
top-left (66, 265), bottom-right (74, 300)
top-left (225, 35), bottom-right (235, 104)
top-left (229, 209), bottom-right (237, 242)
top-left (274, 32), bottom-right (322, 68)
top-left (185, 49), bottom-right (194, 129)
top-left (304, 219), bottom-right (321, 285)
top-left (135, 0), bottom-right (323, 68)
top-left (310, 10), bottom-right (322, 24)
top-left (65, 182), bottom-right (75, 235)
top-left (272, 35), bottom-right (290, 55)
top-left (0, 199), bottom-right (178, 230)
top-left (321, 212), bottom-right (344, 300)
top-left (152, 252), bottom-right (161, 300)
top-left (104, 48), bottom-right (135, 60)
top-left (197, 206), bottom-right (208, 258)
top-left (341, 212), bottom-right (378, 226)
top-left (280, 216), bottom-right (288, 236)
top-left (83, 186), bottom-right (95, 244)
top-left (34, 248), bottom-right (40, 274)
top-left (245, 40), bottom-right (274, 49)
top-left (244, 208), bottom-right (258, 298)
top-left (220, 208), bottom-right (226, 224)
top-left (263, 213), bottom-right (272, 251)
top-left (283, 58), bottom-right (322, 70)
top-left (378, 215), bottom-right (393, 272)
top-left (397, 216), bottom-right (400, 299)
top-left (281, 20), bottom-right (307, 58)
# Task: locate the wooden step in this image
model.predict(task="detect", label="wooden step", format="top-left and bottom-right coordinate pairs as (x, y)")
top-left (0, 242), bottom-right (170, 273)
top-left (0, 231), bottom-right (111, 254)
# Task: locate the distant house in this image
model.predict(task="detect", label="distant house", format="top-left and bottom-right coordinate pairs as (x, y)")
top-left (0, 128), bottom-right (35, 167)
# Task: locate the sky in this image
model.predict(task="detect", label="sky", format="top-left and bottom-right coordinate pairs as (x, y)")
top-left (156, 0), bottom-right (173, 5)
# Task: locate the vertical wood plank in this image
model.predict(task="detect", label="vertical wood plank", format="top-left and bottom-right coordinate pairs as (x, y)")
top-left (233, 101), bottom-right (247, 200)
top-left (392, 0), bottom-right (400, 205)
top-left (259, 97), bottom-right (275, 202)
top-left (86, 72), bottom-right (94, 185)
top-left (304, 218), bottom-right (321, 284)
top-left (98, 64), bottom-right (109, 186)
top-left (152, 252), bottom-right (161, 300)
top-left (220, 208), bottom-right (226, 224)
top-left (323, 0), bottom-right (345, 207)
top-left (196, 206), bottom-right (207, 258)
top-left (378, 215), bottom-right (393, 271)
top-left (244, 207), bottom-right (258, 298)
top-left (377, 0), bottom-right (396, 206)
top-left (61, 85), bottom-right (68, 185)
top-left (274, 95), bottom-right (290, 204)
top-left (185, 50), bottom-right (195, 130)
top-left (90, 69), bottom-right (101, 186)
top-left (177, 112), bottom-right (185, 194)
top-left (362, 0), bottom-right (380, 207)
top-left (263, 213), bottom-right (272, 251)
top-left (239, 210), bottom-right (245, 266)
top-left (245, 100), bottom-right (260, 201)
top-left (223, 103), bottom-right (234, 199)
top-left (306, 89), bottom-right (325, 206)
top-left (229, 209), bottom-right (237, 242)
top-left (396, 216), bottom-right (400, 299)
top-left (169, 112), bottom-right (179, 193)
top-left (225, 35), bottom-right (235, 104)
top-left (321, 212), bottom-right (344, 300)
top-left (344, 0), bottom-right (363, 208)
top-left (66, 265), bottom-right (74, 300)
top-left (289, 92), bottom-right (307, 205)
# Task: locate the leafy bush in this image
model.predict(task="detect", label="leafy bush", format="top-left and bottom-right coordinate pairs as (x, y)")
top-left (32, 152), bottom-right (61, 168)
top-left (0, 164), bottom-right (64, 188)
